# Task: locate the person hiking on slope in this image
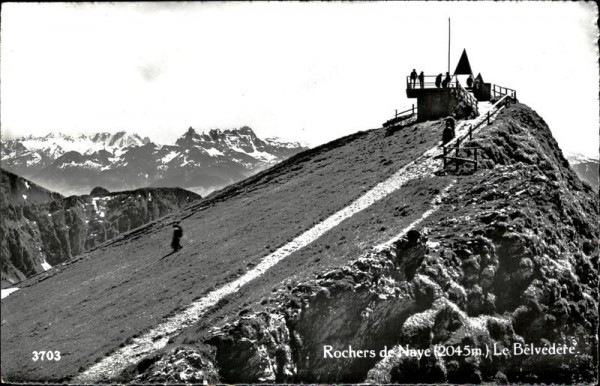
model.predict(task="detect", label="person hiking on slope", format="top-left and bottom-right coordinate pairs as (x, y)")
top-left (171, 223), bottom-right (183, 252)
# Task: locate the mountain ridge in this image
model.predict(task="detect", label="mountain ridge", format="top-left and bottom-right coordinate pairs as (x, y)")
top-left (1, 127), bottom-right (308, 196)
top-left (565, 151), bottom-right (599, 191)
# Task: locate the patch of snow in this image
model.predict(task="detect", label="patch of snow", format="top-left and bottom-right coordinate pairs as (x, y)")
top-left (58, 159), bottom-right (102, 169)
top-left (25, 153), bottom-right (42, 166)
top-left (91, 197), bottom-right (108, 218)
top-left (204, 147), bottom-right (224, 157)
top-left (265, 137), bottom-right (308, 148)
top-left (17, 132), bottom-right (149, 157)
top-left (24, 181), bottom-right (30, 189)
top-left (41, 260), bottom-right (52, 271)
top-left (22, 194), bottom-right (27, 200)
top-left (564, 150), bottom-right (598, 164)
top-left (247, 148), bottom-right (277, 162)
top-left (161, 151), bottom-right (179, 164)
top-left (1, 288), bottom-right (19, 300)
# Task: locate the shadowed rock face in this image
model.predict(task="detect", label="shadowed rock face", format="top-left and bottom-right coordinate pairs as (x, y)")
top-left (1, 168), bottom-right (64, 205)
top-left (129, 104), bottom-right (598, 384)
top-left (1, 180), bottom-right (201, 285)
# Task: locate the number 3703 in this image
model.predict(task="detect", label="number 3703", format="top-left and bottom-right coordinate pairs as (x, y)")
top-left (32, 351), bottom-right (61, 361)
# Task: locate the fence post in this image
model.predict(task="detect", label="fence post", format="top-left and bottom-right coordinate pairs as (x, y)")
top-left (443, 146), bottom-right (447, 169)
top-left (487, 111), bottom-right (490, 125)
top-left (469, 125), bottom-right (472, 140)
top-left (455, 137), bottom-right (460, 161)
top-left (395, 109), bottom-right (398, 118)
top-left (474, 148), bottom-right (478, 171)
top-left (412, 104), bottom-right (414, 116)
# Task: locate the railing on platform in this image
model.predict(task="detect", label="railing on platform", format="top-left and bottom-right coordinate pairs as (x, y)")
top-left (455, 82), bottom-right (478, 113)
top-left (406, 75), bottom-right (460, 90)
top-left (406, 75), bottom-right (478, 114)
top-left (492, 84), bottom-right (517, 100)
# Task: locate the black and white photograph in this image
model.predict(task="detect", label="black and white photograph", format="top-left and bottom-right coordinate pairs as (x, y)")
top-left (1, 1), bottom-right (598, 384)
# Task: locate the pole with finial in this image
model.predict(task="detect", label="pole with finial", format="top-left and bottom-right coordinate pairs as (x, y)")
top-left (448, 17), bottom-right (451, 74)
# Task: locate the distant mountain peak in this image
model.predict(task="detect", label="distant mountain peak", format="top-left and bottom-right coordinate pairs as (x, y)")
top-left (2, 126), bottom-right (309, 196)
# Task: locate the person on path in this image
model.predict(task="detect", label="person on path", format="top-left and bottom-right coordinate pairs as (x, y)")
top-left (466, 75), bottom-right (474, 88)
top-left (418, 71), bottom-right (425, 88)
top-left (442, 117), bottom-right (456, 144)
top-left (435, 73), bottom-right (442, 88)
top-left (410, 69), bottom-right (417, 88)
top-left (171, 223), bottom-right (183, 252)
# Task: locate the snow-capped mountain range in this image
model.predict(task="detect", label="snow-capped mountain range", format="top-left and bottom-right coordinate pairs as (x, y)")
top-left (1, 128), bottom-right (308, 196)
top-left (564, 151), bottom-right (599, 191)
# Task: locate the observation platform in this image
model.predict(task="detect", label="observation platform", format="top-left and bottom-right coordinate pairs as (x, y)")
top-left (406, 75), bottom-right (479, 121)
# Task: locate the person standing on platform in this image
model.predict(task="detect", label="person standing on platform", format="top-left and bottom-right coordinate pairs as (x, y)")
top-left (442, 72), bottom-right (451, 88)
top-left (410, 69), bottom-right (417, 88)
top-left (435, 73), bottom-right (442, 88)
top-left (418, 71), bottom-right (425, 89)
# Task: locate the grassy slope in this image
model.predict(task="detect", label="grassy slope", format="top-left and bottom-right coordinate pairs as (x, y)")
top-left (146, 103), bottom-right (598, 384)
top-left (1, 120), bottom-right (446, 381)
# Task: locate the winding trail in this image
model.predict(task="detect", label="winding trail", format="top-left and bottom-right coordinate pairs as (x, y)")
top-left (74, 108), bottom-right (500, 382)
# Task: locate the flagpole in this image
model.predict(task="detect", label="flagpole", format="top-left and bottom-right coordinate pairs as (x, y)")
top-left (448, 18), bottom-right (451, 74)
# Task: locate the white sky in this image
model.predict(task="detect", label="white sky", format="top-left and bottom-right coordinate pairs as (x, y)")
top-left (1, 2), bottom-right (598, 157)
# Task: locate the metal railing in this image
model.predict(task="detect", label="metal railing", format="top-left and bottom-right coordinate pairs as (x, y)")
top-left (406, 75), bottom-right (478, 113)
top-left (454, 82), bottom-right (478, 113)
top-left (459, 93), bottom-right (513, 143)
top-left (406, 75), bottom-right (459, 90)
top-left (492, 84), bottom-right (517, 100)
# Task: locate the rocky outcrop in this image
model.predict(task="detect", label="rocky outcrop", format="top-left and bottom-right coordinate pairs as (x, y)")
top-left (1, 185), bottom-right (201, 285)
top-left (126, 104), bottom-right (598, 384)
top-left (90, 186), bottom-right (110, 196)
